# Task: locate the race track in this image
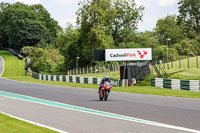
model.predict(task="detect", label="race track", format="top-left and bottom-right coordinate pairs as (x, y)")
top-left (0, 77), bottom-right (200, 133)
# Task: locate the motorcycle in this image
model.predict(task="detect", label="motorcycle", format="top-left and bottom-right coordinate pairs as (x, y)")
top-left (99, 81), bottom-right (112, 101)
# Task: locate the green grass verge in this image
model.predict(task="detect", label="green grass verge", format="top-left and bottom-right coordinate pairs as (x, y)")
top-left (1, 50), bottom-right (200, 99)
top-left (0, 113), bottom-right (57, 133)
top-left (0, 50), bottom-right (26, 77)
top-left (76, 71), bottom-right (120, 79)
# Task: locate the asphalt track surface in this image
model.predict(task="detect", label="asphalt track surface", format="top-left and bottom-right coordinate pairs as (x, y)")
top-left (0, 77), bottom-right (200, 133)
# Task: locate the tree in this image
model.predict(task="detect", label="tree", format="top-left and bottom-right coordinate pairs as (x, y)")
top-left (56, 24), bottom-right (80, 69)
top-left (0, 2), bottom-right (10, 48)
top-left (173, 38), bottom-right (200, 56)
top-left (20, 46), bottom-right (64, 73)
top-left (76, 0), bottom-right (143, 66)
top-left (178, 0), bottom-right (200, 35)
top-left (111, 0), bottom-right (144, 46)
top-left (0, 2), bottom-right (60, 50)
top-left (30, 4), bottom-right (61, 43)
top-left (154, 15), bottom-right (184, 45)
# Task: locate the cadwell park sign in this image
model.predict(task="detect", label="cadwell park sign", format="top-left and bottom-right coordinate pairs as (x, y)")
top-left (105, 48), bottom-right (152, 61)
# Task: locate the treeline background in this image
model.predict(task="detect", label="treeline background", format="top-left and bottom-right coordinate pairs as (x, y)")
top-left (0, 0), bottom-right (199, 74)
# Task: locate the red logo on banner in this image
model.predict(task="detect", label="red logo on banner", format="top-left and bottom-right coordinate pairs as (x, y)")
top-left (137, 50), bottom-right (148, 58)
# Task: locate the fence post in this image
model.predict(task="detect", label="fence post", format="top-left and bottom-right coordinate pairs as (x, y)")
top-left (196, 56), bottom-right (199, 69)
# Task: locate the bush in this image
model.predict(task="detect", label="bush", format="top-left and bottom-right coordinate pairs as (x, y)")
top-left (173, 38), bottom-right (200, 56)
top-left (20, 46), bottom-right (64, 73)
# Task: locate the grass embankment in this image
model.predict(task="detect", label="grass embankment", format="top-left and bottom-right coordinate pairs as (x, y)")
top-left (157, 56), bottom-right (200, 80)
top-left (0, 50), bottom-right (26, 78)
top-left (1, 50), bottom-right (200, 99)
top-left (0, 113), bottom-right (57, 133)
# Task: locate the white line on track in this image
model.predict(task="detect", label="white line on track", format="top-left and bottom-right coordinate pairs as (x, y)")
top-left (0, 111), bottom-right (68, 133)
top-left (0, 56), bottom-right (4, 77)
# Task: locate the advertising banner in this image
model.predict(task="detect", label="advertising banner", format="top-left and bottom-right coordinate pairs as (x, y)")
top-left (105, 48), bottom-right (152, 61)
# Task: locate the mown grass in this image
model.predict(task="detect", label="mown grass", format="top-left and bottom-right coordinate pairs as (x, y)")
top-left (0, 113), bottom-right (57, 133)
top-left (0, 50), bottom-right (26, 77)
top-left (76, 71), bottom-right (120, 79)
top-left (1, 50), bottom-right (200, 99)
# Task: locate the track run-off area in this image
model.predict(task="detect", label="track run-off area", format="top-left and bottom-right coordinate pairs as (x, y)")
top-left (0, 56), bottom-right (200, 133)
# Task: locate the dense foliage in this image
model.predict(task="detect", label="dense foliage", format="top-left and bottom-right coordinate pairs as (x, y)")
top-left (20, 46), bottom-right (64, 73)
top-left (0, 0), bottom-right (200, 73)
top-left (0, 2), bottom-right (60, 51)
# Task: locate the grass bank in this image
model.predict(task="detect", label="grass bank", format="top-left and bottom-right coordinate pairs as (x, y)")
top-left (0, 113), bottom-right (57, 133)
top-left (0, 50), bottom-right (26, 77)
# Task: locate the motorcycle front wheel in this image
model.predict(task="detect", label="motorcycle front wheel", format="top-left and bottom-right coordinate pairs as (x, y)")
top-left (104, 90), bottom-right (109, 101)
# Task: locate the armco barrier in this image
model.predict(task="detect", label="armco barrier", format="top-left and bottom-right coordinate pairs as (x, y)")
top-left (32, 72), bottom-right (128, 87)
top-left (151, 78), bottom-right (200, 92)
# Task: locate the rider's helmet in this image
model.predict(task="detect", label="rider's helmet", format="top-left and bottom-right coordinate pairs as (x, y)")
top-left (105, 75), bottom-right (109, 81)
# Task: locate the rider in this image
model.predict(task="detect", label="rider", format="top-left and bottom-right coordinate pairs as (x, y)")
top-left (98, 75), bottom-right (111, 93)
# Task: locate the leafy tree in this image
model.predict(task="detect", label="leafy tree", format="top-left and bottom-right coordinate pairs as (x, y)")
top-left (0, 2), bottom-right (60, 50)
top-left (111, 0), bottom-right (144, 46)
top-left (56, 24), bottom-right (80, 69)
top-left (0, 2), bottom-right (10, 48)
top-left (30, 4), bottom-right (61, 43)
top-left (20, 46), bottom-right (64, 73)
top-left (76, 0), bottom-right (143, 66)
top-left (178, 0), bottom-right (200, 35)
top-left (154, 15), bottom-right (184, 45)
top-left (173, 38), bottom-right (200, 56)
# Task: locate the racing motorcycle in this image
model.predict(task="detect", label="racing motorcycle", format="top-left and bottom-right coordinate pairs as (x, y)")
top-left (99, 81), bottom-right (112, 101)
